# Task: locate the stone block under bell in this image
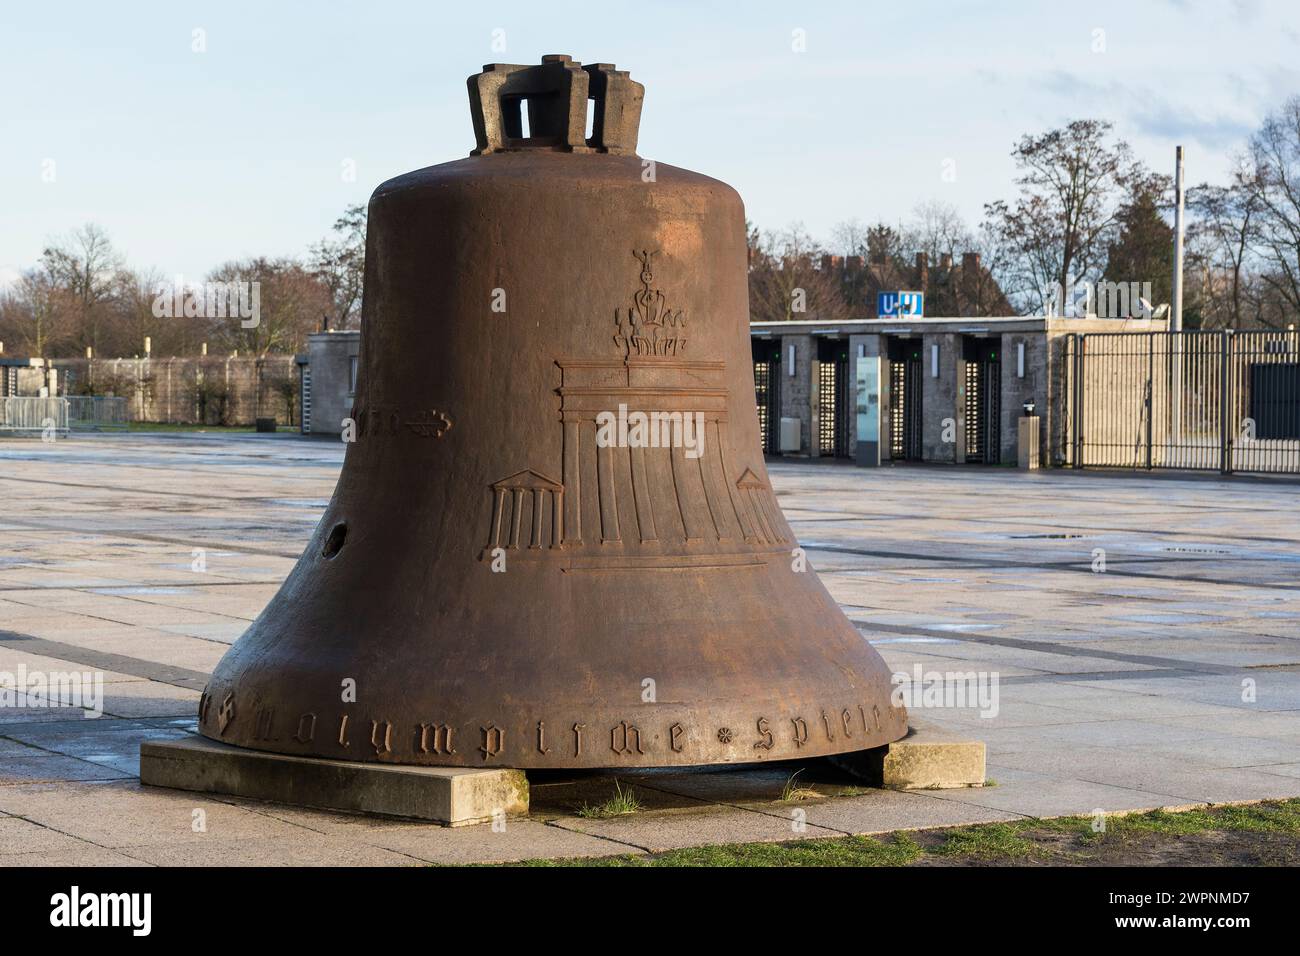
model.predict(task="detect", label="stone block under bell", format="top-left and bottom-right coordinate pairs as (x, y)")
top-left (141, 737), bottom-right (528, 826)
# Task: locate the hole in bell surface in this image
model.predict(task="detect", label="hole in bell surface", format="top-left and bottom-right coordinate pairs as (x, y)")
top-left (322, 522), bottom-right (347, 558)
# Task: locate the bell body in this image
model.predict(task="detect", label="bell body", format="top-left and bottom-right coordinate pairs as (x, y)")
top-left (200, 58), bottom-right (907, 767)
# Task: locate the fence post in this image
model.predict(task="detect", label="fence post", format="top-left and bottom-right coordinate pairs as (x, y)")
top-left (1072, 333), bottom-right (1085, 468)
top-left (1145, 332), bottom-right (1154, 470)
top-left (1220, 329), bottom-right (1232, 475)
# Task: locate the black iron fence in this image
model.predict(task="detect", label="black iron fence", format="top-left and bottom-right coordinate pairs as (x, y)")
top-left (1061, 330), bottom-right (1300, 475)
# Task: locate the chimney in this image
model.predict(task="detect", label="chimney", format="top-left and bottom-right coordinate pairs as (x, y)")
top-left (939, 252), bottom-right (953, 271)
top-left (845, 255), bottom-right (864, 274)
top-left (961, 252), bottom-right (982, 316)
top-left (915, 252), bottom-right (928, 291)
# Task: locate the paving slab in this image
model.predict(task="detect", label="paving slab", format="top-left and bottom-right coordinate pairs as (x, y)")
top-left (1149, 710), bottom-right (1300, 741)
top-left (991, 746), bottom-right (1300, 804)
top-left (1246, 762), bottom-right (1300, 779)
top-left (118, 836), bottom-right (425, 867)
top-left (0, 754), bottom-right (134, 785)
top-left (0, 815), bottom-right (112, 854)
top-left (923, 766), bottom-right (1196, 818)
top-left (0, 781), bottom-right (324, 848)
top-left (773, 788), bottom-right (1026, 835)
top-left (548, 804), bottom-right (845, 852)
top-left (3, 716), bottom-right (194, 776)
top-left (0, 846), bottom-right (154, 867)
top-left (359, 819), bottom-right (642, 864)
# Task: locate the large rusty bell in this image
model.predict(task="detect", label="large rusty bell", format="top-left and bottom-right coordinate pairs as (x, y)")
top-left (201, 56), bottom-right (907, 768)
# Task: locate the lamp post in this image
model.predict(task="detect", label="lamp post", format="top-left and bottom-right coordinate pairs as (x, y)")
top-left (1171, 145), bottom-right (1186, 443)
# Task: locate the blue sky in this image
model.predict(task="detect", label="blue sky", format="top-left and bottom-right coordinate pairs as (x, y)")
top-left (2, 0), bottom-right (1297, 284)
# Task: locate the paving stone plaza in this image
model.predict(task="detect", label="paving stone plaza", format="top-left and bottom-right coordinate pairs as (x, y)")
top-left (1, 432), bottom-right (1298, 865)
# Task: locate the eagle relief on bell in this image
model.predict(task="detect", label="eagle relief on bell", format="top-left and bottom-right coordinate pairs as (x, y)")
top-left (198, 54), bottom-right (907, 769)
top-left (615, 249), bottom-right (687, 357)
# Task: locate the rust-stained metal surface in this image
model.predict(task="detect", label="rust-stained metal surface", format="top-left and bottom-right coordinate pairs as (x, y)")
top-left (200, 55), bottom-right (907, 767)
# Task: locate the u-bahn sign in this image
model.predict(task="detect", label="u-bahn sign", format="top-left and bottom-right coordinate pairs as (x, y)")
top-left (878, 291), bottom-right (924, 318)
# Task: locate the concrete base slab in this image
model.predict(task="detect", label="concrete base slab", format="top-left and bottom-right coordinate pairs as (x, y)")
top-left (831, 722), bottom-right (986, 790)
top-left (140, 737), bottom-right (528, 826)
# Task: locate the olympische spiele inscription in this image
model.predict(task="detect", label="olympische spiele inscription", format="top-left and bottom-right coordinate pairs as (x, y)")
top-left (200, 689), bottom-right (902, 763)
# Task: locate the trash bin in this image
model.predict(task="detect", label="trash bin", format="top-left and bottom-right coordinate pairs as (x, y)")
top-left (1018, 415), bottom-right (1040, 470)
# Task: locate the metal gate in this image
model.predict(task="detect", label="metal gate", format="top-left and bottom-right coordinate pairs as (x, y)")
top-left (1064, 329), bottom-right (1300, 475)
top-left (65, 396), bottom-right (129, 430)
top-left (817, 341), bottom-right (850, 457)
top-left (963, 339), bottom-right (1001, 464)
top-left (752, 341), bottom-right (781, 454)
top-left (888, 340), bottom-right (923, 460)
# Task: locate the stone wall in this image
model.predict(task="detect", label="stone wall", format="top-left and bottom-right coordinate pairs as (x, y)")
top-left (304, 331), bottom-right (360, 436)
top-left (922, 333), bottom-right (961, 462)
top-left (778, 334), bottom-right (814, 455)
top-left (1000, 333), bottom-right (1049, 466)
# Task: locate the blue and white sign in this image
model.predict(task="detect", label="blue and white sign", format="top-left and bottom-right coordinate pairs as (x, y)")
top-left (877, 291), bottom-right (924, 318)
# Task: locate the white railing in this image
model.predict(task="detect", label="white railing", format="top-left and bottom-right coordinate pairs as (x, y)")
top-left (0, 397), bottom-right (70, 436)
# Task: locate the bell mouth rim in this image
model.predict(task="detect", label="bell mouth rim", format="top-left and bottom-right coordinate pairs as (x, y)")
top-left (195, 720), bottom-right (910, 771)
top-left (195, 675), bottom-right (909, 771)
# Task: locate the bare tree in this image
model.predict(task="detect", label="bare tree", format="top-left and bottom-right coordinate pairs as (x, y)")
top-left (830, 218), bottom-right (871, 259)
top-left (309, 203), bottom-right (367, 330)
top-left (39, 224), bottom-right (124, 354)
top-left (0, 267), bottom-right (70, 357)
top-left (269, 370), bottom-right (299, 426)
top-left (115, 266), bottom-right (201, 356)
top-left (206, 258), bottom-right (332, 356)
top-left (983, 120), bottom-right (1146, 313)
top-left (1240, 96), bottom-right (1300, 327)
top-left (902, 200), bottom-right (975, 264)
top-left (748, 225), bottom-right (854, 324)
top-left (1187, 178), bottom-right (1259, 329)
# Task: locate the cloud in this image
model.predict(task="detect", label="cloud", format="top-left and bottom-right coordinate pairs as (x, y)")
top-left (1127, 100), bottom-right (1257, 150)
top-left (1039, 71), bottom-right (1260, 150)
